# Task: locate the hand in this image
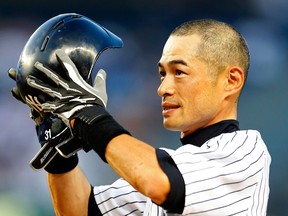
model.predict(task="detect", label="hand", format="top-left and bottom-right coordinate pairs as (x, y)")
top-left (8, 67), bottom-right (81, 172)
top-left (25, 49), bottom-right (129, 162)
top-left (26, 49), bottom-right (107, 126)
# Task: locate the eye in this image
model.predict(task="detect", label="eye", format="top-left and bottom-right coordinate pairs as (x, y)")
top-left (175, 70), bottom-right (184, 76)
top-left (159, 71), bottom-right (166, 79)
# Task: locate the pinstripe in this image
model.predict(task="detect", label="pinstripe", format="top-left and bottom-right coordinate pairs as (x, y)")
top-left (180, 144), bottom-right (262, 187)
top-left (125, 209), bottom-right (144, 216)
top-left (94, 185), bottom-right (132, 196)
top-left (102, 201), bottom-right (146, 215)
top-left (186, 168), bottom-right (262, 198)
top-left (184, 196), bottom-right (251, 215)
top-left (227, 208), bottom-right (248, 216)
top-left (256, 170), bottom-right (264, 214)
top-left (169, 130), bottom-right (270, 215)
top-left (187, 182), bottom-right (257, 206)
top-left (171, 132), bottom-right (250, 169)
top-left (94, 179), bottom-right (147, 216)
top-left (97, 190), bottom-right (140, 205)
top-left (184, 151), bottom-right (264, 187)
top-left (93, 130), bottom-right (270, 215)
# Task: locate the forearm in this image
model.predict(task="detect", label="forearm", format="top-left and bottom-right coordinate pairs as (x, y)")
top-left (70, 111), bottom-right (171, 205)
top-left (47, 165), bottom-right (91, 216)
top-left (105, 134), bottom-right (170, 205)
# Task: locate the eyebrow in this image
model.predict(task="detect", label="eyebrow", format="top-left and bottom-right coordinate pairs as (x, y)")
top-left (158, 59), bottom-right (188, 68)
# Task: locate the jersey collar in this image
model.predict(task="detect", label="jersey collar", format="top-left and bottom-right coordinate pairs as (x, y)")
top-left (180, 120), bottom-right (239, 147)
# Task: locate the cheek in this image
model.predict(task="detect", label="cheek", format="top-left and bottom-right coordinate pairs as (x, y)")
top-left (186, 86), bottom-right (215, 114)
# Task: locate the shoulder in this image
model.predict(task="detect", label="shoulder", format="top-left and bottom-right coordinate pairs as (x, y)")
top-left (161, 130), bottom-right (270, 163)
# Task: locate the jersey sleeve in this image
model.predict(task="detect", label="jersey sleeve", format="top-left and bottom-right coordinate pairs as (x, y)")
top-left (92, 178), bottom-right (147, 215)
top-left (160, 130), bottom-right (271, 215)
top-left (156, 148), bottom-right (185, 213)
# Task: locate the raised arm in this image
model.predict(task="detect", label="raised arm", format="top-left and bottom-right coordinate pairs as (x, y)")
top-left (47, 166), bottom-right (91, 216)
top-left (105, 134), bottom-right (170, 205)
top-left (28, 49), bottom-right (171, 205)
top-left (8, 66), bottom-right (91, 215)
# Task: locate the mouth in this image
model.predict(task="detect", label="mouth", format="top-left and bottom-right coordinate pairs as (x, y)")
top-left (163, 106), bottom-right (180, 111)
top-left (162, 102), bottom-right (180, 114)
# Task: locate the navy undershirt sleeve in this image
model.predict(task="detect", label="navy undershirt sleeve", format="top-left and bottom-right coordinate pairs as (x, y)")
top-left (156, 148), bottom-right (185, 213)
top-left (88, 185), bottom-right (102, 216)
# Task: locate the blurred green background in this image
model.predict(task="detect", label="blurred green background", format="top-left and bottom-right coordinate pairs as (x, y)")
top-left (0, 0), bottom-right (287, 215)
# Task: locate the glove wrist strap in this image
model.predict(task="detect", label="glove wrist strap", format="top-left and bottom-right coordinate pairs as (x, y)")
top-left (72, 106), bottom-right (130, 162)
top-left (45, 153), bottom-right (79, 174)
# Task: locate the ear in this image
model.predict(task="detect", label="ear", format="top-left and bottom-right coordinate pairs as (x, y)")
top-left (224, 66), bottom-right (244, 93)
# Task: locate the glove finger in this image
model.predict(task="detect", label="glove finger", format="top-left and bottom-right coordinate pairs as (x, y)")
top-left (11, 87), bottom-right (25, 103)
top-left (34, 61), bottom-right (71, 90)
top-left (26, 76), bottom-right (68, 113)
top-left (55, 49), bottom-right (94, 97)
top-left (55, 49), bottom-right (103, 104)
top-left (34, 61), bottom-right (82, 95)
top-left (93, 69), bottom-right (108, 107)
top-left (8, 68), bottom-right (17, 81)
top-left (27, 75), bottom-right (69, 100)
top-left (55, 49), bottom-right (82, 83)
top-left (94, 69), bottom-right (107, 87)
top-left (8, 68), bottom-right (27, 104)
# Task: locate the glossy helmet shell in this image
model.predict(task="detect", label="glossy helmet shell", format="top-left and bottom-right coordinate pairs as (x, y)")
top-left (16, 13), bottom-right (123, 103)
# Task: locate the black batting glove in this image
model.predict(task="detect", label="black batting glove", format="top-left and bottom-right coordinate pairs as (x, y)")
top-left (27, 49), bottom-right (130, 162)
top-left (8, 67), bottom-right (80, 173)
top-left (26, 49), bottom-right (107, 126)
top-left (8, 68), bottom-right (29, 104)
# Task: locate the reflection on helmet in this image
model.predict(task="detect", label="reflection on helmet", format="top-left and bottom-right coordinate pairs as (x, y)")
top-left (16, 13), bottom-right (123, 104)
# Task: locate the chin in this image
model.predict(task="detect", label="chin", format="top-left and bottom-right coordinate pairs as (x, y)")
top-left (163, 121), bottom-right (180, 131)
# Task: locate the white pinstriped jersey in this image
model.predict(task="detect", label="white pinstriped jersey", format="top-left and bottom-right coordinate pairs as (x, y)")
top-left (93, 130), bottom-right (271, 215)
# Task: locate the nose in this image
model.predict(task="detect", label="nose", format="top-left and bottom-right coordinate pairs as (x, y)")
top-left (157, 76), bottom-right (175, 97)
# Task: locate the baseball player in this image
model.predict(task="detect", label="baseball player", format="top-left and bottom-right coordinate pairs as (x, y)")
top-left (9, 13), bottom-right (271, 215)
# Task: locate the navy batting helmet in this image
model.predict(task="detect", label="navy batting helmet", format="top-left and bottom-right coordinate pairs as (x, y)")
top-left (16, 13), bottom-right (123, 104)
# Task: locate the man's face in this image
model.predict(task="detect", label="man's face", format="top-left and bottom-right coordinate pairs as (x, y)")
top-left (157, 35), bottom-right (226, 137)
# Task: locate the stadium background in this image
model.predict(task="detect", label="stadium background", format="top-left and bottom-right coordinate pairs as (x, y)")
top-left (0, 0), bottom-right (287, 215)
